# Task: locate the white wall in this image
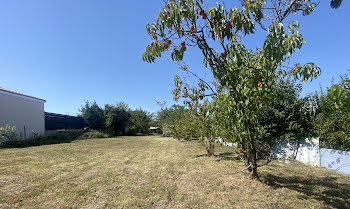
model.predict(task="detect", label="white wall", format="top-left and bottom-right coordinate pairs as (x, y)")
top-left (0, 92), bottom-right (45, 140)
top-left (216, 137), bottom-right (321, 166)
top-left (320, 148), bottom-right (350, 175)
top-left (271, 137), bottom-right (320, 166)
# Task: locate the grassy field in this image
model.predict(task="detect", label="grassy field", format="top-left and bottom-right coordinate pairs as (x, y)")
top-left (0, 135), bottom-right (349, 209)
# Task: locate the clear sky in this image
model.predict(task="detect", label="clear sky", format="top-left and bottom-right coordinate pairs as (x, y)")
top-left (0, 0), bottom-right (349, 115)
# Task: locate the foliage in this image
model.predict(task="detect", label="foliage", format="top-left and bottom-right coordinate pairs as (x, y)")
top-left (260, 78), bottom-right (313, 142)
top-left (172, 108), bottom-right (199, 140)
top-left (104, 102), bottom-right (131, 135)
top-left (0, 131), bottom-right (85, 148)
top-left (0, 129), bottom-right (111, 149)
top-left (80, 101), bottom-right (157, 136)
top-left (143, 0), bottom-right (322, 178)
top-left (157, 104), bottom-right (187, 136)
top-left (331, 0), bottom-right (343, 9)
top-left (0, 124), bottom-right (18, 141)
top-left (78, 130), bottom-right (110, 140)
top-left (128, 109), bottom-right (153, 135)
top-left (312, 75), bottom-right (350, 151)
top-left (79, 101), bottom-right (105, 131)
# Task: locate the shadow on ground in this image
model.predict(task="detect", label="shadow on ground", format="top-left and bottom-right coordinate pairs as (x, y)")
top-left (262, 173), bottom-right (350, 208)
top-left (215, 152), bottom-right (241, 161)
top-left (194, 152), bottom-right (241, 162)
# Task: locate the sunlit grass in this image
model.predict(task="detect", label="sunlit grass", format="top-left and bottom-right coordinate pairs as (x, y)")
top-left (0, 135), bottom-right (349, 208)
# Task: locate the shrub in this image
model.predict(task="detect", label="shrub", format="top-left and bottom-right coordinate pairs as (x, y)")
top-left (78, 130), bottom-right (110, 140)
top-left (0, 131), bottom-right (85, 148)
top-left (0, 124), bottom-right (18, 141)
top-left (128, 109), bottom-right (152, 135)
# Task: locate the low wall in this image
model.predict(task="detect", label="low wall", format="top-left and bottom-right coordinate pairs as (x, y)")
top-left (271, 138), bottom-right (320, 166)
top-left (216, 138), bottom-right (235, 147)
top-left (216, 137), bottom-right (321, 166)
top-left (320, 148), bottom-right (350, 175)
top-left (216, 137), bottom-right (350, 175)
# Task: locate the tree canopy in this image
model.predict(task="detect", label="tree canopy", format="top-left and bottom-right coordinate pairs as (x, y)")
top-left (142, 0), bottom-right (329, 178)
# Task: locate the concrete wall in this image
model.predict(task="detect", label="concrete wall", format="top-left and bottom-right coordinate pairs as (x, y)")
top-left (0, 92), bottom-right (45, 140)
top-left (271, 138), bottom-right (320, 166)
top-left (216, 137), bottom-right (321, 166)
top-left (216, 137), bottom-right (350, 175)
top-left (320, 148), bottom-right (350, 175)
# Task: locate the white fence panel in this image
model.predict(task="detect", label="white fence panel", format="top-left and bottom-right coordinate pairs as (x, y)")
top-left (270, 138), bottom-right (320, 166)
top-left (320, 148), bottom-right (350, 175)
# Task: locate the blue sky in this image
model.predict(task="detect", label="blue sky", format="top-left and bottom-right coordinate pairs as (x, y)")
top-left (0, 0), bottom-right (349, 115)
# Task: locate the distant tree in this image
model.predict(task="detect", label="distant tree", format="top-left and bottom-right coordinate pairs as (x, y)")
top-left (128, 109), bottom-right (153, 135)
top-left (79, 101), bottom-right (105, 131)
top-left (104, 102), bottom-right (131, 135)
top-left (157, 104), bottom-right (187, 135)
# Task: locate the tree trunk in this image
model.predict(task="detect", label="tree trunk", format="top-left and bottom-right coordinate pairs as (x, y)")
top-left (247, 121), bottom-right (259, 179)
top-left (205, 138), bottom-right (215, 156)
top-left (240, 142), bottom-right (252, 172)
top-left (250, 143), bottom-right (259, 179)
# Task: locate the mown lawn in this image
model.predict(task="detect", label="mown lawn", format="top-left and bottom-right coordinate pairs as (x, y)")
top-left (0, 135), bottom-right (349, 209)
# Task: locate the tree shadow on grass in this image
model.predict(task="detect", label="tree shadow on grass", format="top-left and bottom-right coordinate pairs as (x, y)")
top-left (262, 173), bottom-right (350, 208)
top-left (215, 152), bottom-right (241, 161)
top-left (193, 151), bottom-right (241, 162)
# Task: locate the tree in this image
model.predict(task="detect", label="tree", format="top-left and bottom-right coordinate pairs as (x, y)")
top-left (260, 78), bottom-right (313, 141)
top-left (104, 102), bottom-right (131, 135)
top-left (143, 0), bottom-right (321, 178)
top-left (313, 74), bottom-right (350, 150)
top-left (157, 104), bottom-right (187, 136)
top-left (79, 100), bottom-right (105, 131)
top-left (128, 109), bottom-right (153, 135)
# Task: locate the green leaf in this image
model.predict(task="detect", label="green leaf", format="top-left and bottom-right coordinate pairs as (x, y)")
top-left (331, 0), bottom-right (343, 8)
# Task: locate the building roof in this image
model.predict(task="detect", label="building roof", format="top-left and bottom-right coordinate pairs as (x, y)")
top-left (0, 87), bottom-right (46, 102)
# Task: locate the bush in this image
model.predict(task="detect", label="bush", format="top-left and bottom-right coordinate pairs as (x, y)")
top-left (78, 130), bottom-right (110, 140)
top-left (128, 109), bottom-right (152, 135)
top-left (0, 131), bottom-right (89, 149)
top-left (0, 124), bottom-right (18, 141)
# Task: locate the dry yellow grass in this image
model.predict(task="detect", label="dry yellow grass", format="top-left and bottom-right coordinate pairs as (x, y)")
top-left (0, 135), bottom-right (349, 208)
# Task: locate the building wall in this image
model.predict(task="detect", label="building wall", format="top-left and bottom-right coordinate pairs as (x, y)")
top-left (0, 92), bottom-right (45, 140)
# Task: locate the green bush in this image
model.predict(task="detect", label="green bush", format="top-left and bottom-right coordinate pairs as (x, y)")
top-left (127, 109), bottom-right (152, 135)
top-left (0, 124), bottom-right (18, 141)
top-left (78, 130), bottom-right (110, 140)
top-left (0, 131), bottom-right (85, 148)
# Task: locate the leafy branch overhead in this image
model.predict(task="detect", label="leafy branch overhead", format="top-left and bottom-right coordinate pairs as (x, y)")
top-left (142, 0), bottom-right (321, 84)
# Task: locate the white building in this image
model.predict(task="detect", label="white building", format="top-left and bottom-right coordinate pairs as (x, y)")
top-left (0, 88), bottom-right (46, 140)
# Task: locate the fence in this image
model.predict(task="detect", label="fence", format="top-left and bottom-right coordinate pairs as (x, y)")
top-left (271, 138), bottom-right (320, 166)
top-left (216, 137), bottom-right (350, 175)
top-left (320, 148), bottom-right (350, 174)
